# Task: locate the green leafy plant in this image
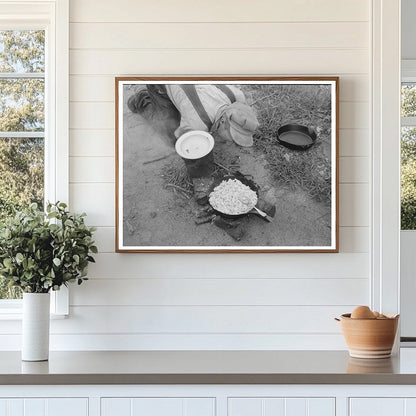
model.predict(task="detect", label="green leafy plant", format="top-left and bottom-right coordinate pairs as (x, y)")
top-left (0, 202), bottom-right (97, 293)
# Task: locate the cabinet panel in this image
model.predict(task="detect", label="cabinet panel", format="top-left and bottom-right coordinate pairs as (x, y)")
top-left (350, 398), bottom-right (416, 416)
top-left (101, 398), bottom-right (215, 416)
top-left (101, 398), bottom-right (131, 416)
top-left (405, 398), bottom-right (416, 414)
top-left (264, 399), bottom-right (285, 415)
top-left (285, 398), bottom-right (307, 416)
top-left (185, 398), bottom-right (215, 416)
top-left (6, 400), bottom-right (23, 416)
top-left (228, 398), bottom-right (335, 416)
top-left (0, 398), bottom-right (87, 416)
top-left (0, 401), bottom-right (7, 416)
top-left (24, 400), bottom-right (45, 416)
top-left (131, 398), bottom-right (183, 416)
top-left (349, 398), bottom-right (405, 416)
top-left (47, 398), bottom-right (88, 416)
top-left (309, 398), bottom-right (336, 416)
top-left (228, 398), bottom-right (263, 416)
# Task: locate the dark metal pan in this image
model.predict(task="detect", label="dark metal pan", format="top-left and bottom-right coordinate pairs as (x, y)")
top-left (208, 174), bottom-right (273, 222)
top-left (277, 124), bottom-right (317, 150)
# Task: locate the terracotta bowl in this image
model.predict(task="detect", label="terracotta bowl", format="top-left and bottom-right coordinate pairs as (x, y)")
top-left (338, 313), bottom-right (399, 359)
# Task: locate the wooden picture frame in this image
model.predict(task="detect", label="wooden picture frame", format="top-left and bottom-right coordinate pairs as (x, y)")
top-left (115, 77), bottom-right (339, 253)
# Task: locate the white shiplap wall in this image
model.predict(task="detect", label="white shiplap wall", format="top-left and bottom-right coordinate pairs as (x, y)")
top-left (57, 0), bottom-right (371, 350)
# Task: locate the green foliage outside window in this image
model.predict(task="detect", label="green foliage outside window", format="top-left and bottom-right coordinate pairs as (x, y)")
top-left (401, 128), bottom-right (416, 229)
top-left (402, 84), bottom-right (416, 118)
top-left (401, 83), bottom-right (416, 230)
top-left (0, 30), bottom-right (45, 299)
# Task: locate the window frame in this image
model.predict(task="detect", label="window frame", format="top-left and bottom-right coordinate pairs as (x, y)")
top-left (0, 0), bottom-right (69, 316)
top-left (401, 61), bottom-right (416, 127)
top-left (371, 0), bottom-right (401, 320)
top-left (400, 60), bottom-right (416, 340)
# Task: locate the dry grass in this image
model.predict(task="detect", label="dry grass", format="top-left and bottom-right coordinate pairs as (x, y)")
top-left (243, 84), bottom-right (333, 203)
top-left (160, 159), bottom-right (193, 197)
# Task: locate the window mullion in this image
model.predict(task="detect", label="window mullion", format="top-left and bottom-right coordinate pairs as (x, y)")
top-left (0, 132), bottom-right (45, 138)
top-left (0, 72), bottom-right (44, 79)
top-left (401, 117), bottom-right (416, 127)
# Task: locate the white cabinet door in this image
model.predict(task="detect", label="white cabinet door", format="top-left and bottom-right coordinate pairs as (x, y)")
top-left (101, 398), bottom-right (215, 416)
top-left (0, 398), bottom-right (88, 416)
top-left (350, 398), bottom-right (416, 416)
top-left (228, 397), bottom-right (335, 416)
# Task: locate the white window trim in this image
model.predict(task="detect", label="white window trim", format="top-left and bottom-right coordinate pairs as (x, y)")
top-left (0, 0), bottom-right (69, 317)
top-left (402, 60), bottom-right (416, 79)
top-left (371, 0), bottom-right (401, 322)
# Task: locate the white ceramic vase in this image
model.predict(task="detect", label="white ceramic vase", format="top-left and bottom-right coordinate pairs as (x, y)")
top-left (22, 292), bottom-right (50, 361)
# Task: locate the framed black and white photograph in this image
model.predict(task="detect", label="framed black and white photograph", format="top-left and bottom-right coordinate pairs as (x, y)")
top-left (116, 77), bottom-right (338, 252)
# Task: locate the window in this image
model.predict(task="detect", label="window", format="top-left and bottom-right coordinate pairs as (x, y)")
top-left (0, 0), bottom-right (69, 314)
top-left (401, 64), bottom-right (416, 230)
top-left (0, 29), bottom-right (45, 300)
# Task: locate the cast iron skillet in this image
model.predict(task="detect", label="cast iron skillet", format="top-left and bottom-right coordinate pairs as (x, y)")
top-left (208, 174), bottom-right (272, 222)
top-left (276, 124), bottom-right (317, 150)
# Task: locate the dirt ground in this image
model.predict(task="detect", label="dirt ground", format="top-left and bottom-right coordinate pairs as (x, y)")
top-left (121, 88), bottom-right (332, 248)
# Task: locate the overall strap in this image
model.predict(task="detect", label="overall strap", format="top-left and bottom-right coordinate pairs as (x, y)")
top-left (180, 85), bottom-right (212, 130)
top-left (215, 85), bottom-right (236, 103)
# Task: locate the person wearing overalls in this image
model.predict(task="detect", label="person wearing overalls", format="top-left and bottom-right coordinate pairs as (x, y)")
top-left (128, 83), bottom-right (259, 202)
top-left (163, 84), bottom-right (258, 146)
top-left (128, 84), bottom-right (258, 148)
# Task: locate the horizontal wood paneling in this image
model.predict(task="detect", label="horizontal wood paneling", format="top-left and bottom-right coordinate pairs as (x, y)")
top-left (70, 157), bottom-right (115, 183)
top-left (86, 253), bottom-right (369, 279)
top-left (69, 0), bottom-right (369, 23)
top-left (70, 103), bottom-right (113, 129)
top-left (58, 306), bottom-right (355, 334)
top-left (339, 157), bottom-right (369, 183)
top-left (339, 102), bottom-right (369, 129)
top-left (91, 227), bottom-right (115, 253)
top-left (70, 277), bottom-right (368, 306)
top-left (0, 306), bottom-right (356, 335)
top-left (70, 76), bottom-right (115, 102)
top-left (70, 22), bottom-right (368, 50)
top-left (69, 183), bottom-right (114, 226)
top-left (339, 76), bottom-right (369, 102)
top-left (339, 129), bottom-right (369, 157)
top-left (0, 333), bottom-right (347, 350)
top-left (70, 49), bottom-right (368, 76)
top-left (69, 75), bottom-right (369, 103)
top-left (69, 130), bottom-right (115, 157)
top-left (69, 74), bottom-right (369, 103)
top-left (339, 183), bottom-right (369, 227)
top-left (339, 227), bottom-right (369, 253)
top-left (59, 0), bottom-right (373, 351)
top-left (91, 226), bottom-right (369, 254)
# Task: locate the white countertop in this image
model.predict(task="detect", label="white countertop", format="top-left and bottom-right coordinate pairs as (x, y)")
top-left (1, 349), bottom-right (416, 385)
